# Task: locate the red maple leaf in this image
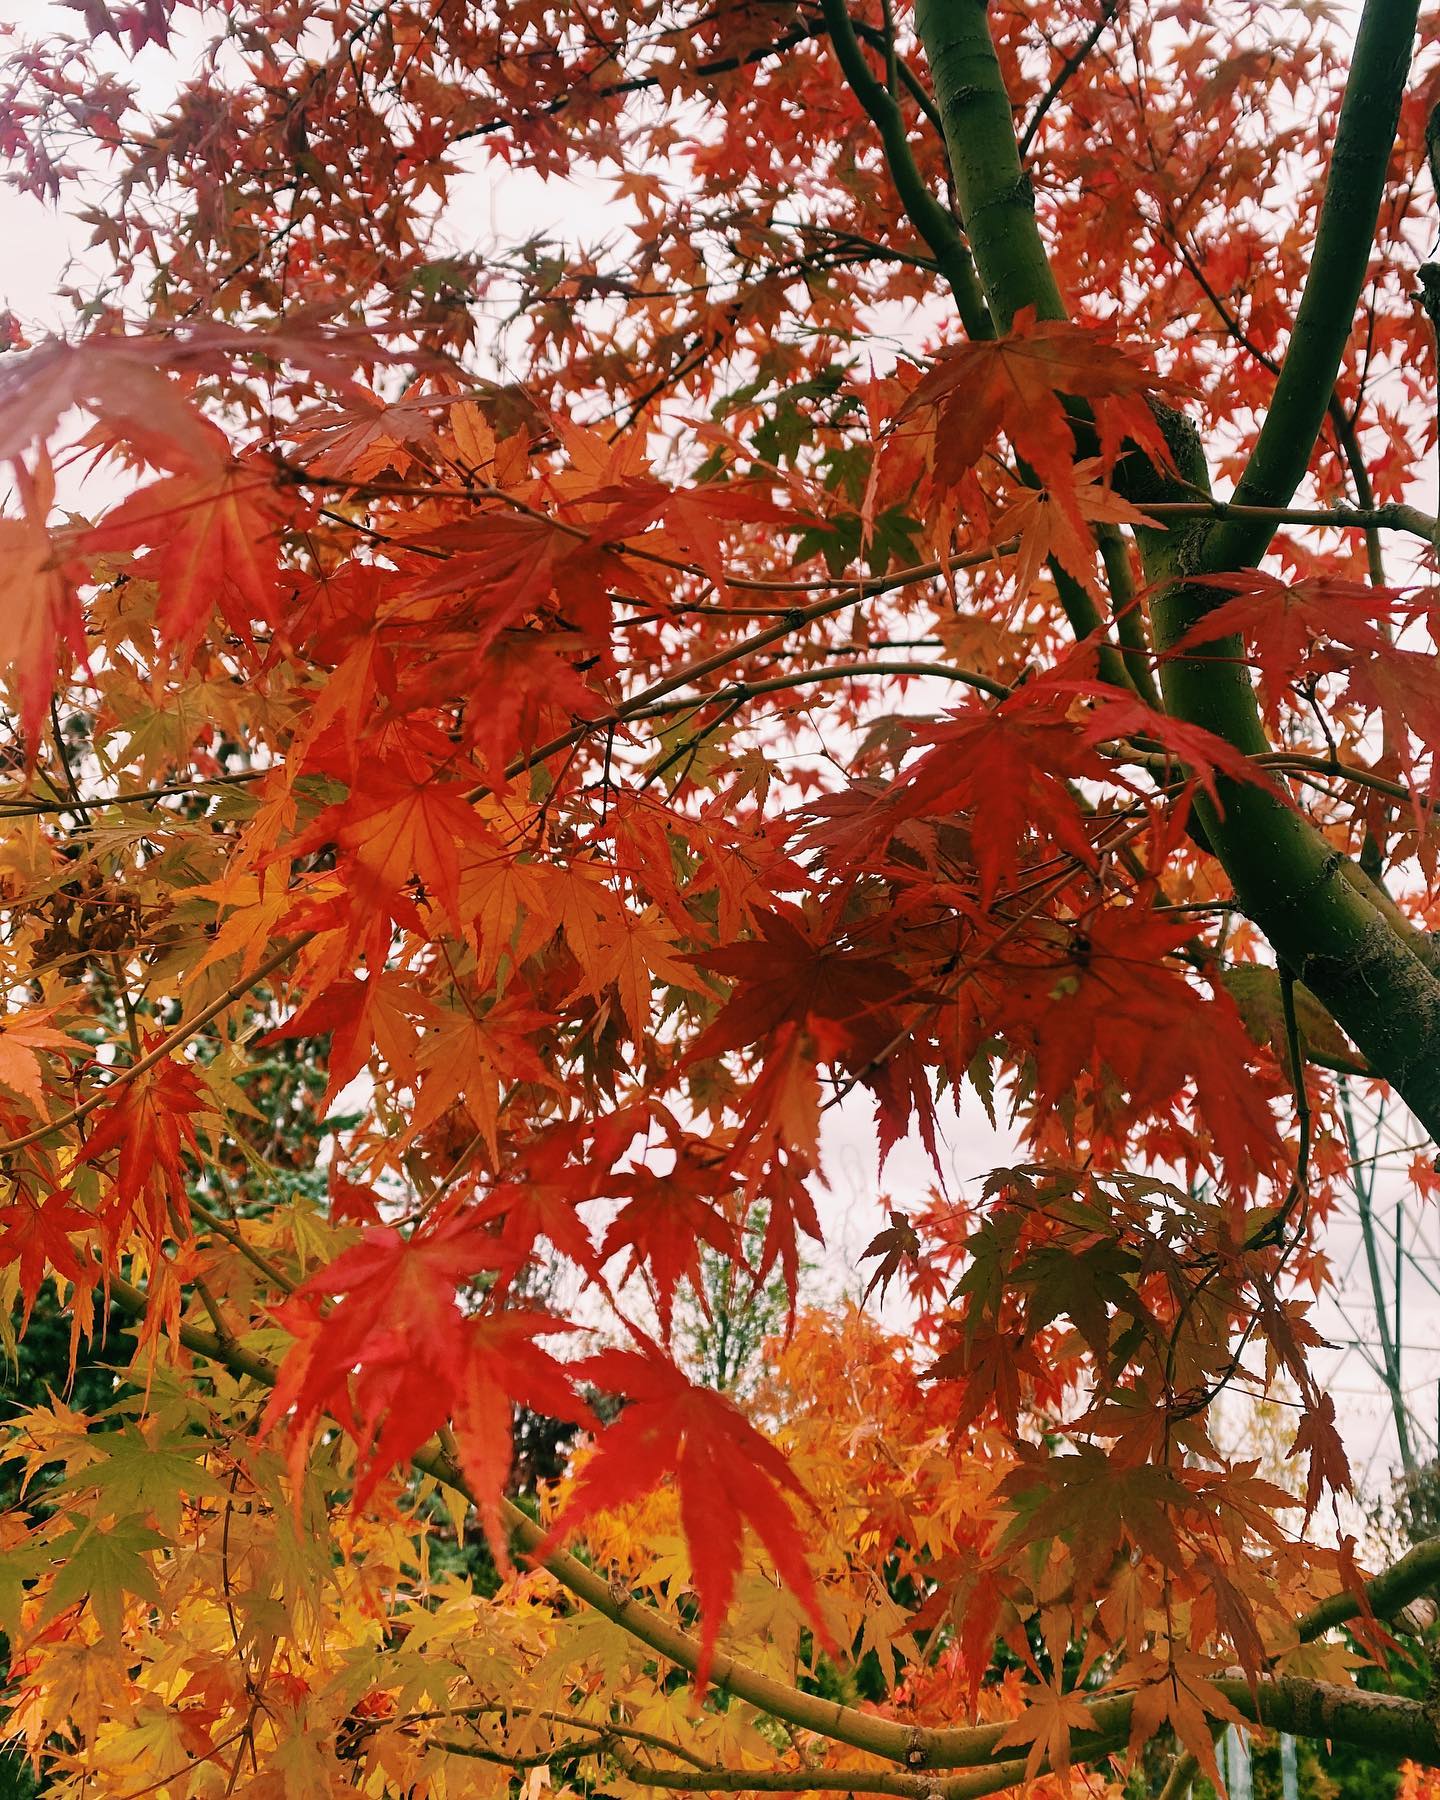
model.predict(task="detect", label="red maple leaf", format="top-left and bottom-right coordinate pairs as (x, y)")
top-left (885, 687), bottom-right (1104, 905)
top-left (898, 310), bottom-right (1177, 521)
top-left (543, 1344), bottom-right (829, 1687)
top-left (601, 1165), bottom-right (740, 1341)
top-left (263, 1215), bottom-right (589, 1540)
top-left (0, 1191), bottom-right (92, 1327)
top-left (747, 1149), bottom-right (825, 1309)
top-left (1175, 569), bottom-right (1397, 694)
top-left (691, 904), bottom-right (913, 1067)
top-left (996, 906), bottom-right (1282, 1175)
top-left (264, 970), bottom-right (435, 1107)
top-left (292, 761), bottom-right (489, 926)
top-left (469, 1179), bottom-right (605, 1290)
top-left (78, 1046), bottom-right (208, 1247)
top-left (1287, 1389), bottom-right (1352, 1516)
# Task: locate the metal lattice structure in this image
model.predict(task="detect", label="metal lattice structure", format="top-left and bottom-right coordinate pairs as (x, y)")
top-left (1313, 1080), bottom-right (1440, 1498)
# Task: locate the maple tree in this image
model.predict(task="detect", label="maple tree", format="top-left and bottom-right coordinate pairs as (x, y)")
top-left (6, 0), bottom-right (1440, 1792)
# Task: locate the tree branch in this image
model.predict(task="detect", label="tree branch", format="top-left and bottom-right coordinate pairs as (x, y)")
top-left (913, 0), bottom-right (1066, 328)
top-left (1139, 399), bottom-right (1440, 1142)
top-left (450, 21), bottom-right (831, 146)
top-left (818, 0), bottom-right (990, 335)
top-left (627, 658), bottom-right (1010, 720)
top-left (482, 542), bottom-right (1016, 794)
top-left (99, 1272), bottom-right (1440, 1774)
top-left (1203, 0), bottom-right (1421, 571)
top-left (1164, 224), bottom-right (1391, 581)
top-left (0, 768), bottom-right (266, 821)
top-left (1097, 524), bottom-right (1161, 707)
top-left (0, 937), bottom-right (301, 1160)
top-left (1017, 0), bottom-right (1120, 164)
top-left (1297, 1534), bottom-right (1440, 1642)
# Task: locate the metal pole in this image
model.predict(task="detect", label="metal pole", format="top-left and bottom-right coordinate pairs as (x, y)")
top-left (1341, 1081), bottom-right (1415, 1475)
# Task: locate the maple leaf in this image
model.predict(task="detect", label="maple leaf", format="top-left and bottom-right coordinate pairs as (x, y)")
top-left (264, 970), bottom-right (435, 1107)
top-left (404, 995), bottom-right (555, 1158)
top-left (898, 311), bottom-right (1177, 517)
top-left (77, 1047), bottom-right (208, 1247)
top-left (328, 1171), bottom-right (385, 1225)
top-left (1347, 644), bottom-right (1440, 775)
top-left (1222, 965), bottom-right (1363, 1075)
top-left (661, 479), bottom-right (814, 595)
top-left (859, 1209), bottom-right (921, 1304)
top-left (736, 1021), bottom-right (827, 1163)
top-left (992, 1677), bottom-right (1097, 1784)
top-left (468, 1179), bottom-right (605, 1288)
top-left (59, 1423), bottom-right (228, 1535)
top-left (996, 905), bottom-right (1283, 1175)
top-left (1175, 569), bottom-right (1397, 693)
top-left (264, 1215), bottom-right (590, 1541)
top-left (748, 1149), bottom-right (825, 1308)
top-left (1063, 680), bottom-right (1283, 806)
top-left (543, 1345), bottom-right (828, 1686)
top-left (601, 1166), bottom-right (741, 1340)
top-left (1002, 1445), bottom-right (1191, 1595)
top-left (927, 1319), bottom-right (1058, 1434)
top-left (384, 628), bottom-right (603, 789)
top-left (286, 386), bottom-right (448, 476)
top-left (1174, 574), bottom-right (1440, 774)
top-left (1123, 1652), bottom-right (1247, 1784)
top-left (400, 513), bottom-right (573, 650)
top-left (0, 1007), bottom-right (77, 1112)
top-left (0, 456), bottom-right (87, 752)
top-left (1287, 1390), bottom-right (1352, 1516)
top-left (0, 335), bottom-right (223, 471)
top-left (452, 1309), bottom-right (593, 1563)
top-left (294, 762), bottom-right (491, 927)
top-left (691, 904), bottom-right (914, 1068)
top-left (0, 1192), bottom-right (92, 1328)
top-left (262, 1214), bottom-right (498, 1481)
top-left (41, 1515), bottom-right (167, 1641)
top-left (994, 477), bottom-right (1153, 602)
top-left (83, 459), bottom-right (286, 648)
top-left (882, 687), bottom-right (1104, 905)
top-left (585, 903), bottom-right (702, 1038)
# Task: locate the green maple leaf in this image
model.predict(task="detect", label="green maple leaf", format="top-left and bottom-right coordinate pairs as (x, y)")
top-left (60, 1424), bottom-right (227, 1532)
top-left (43, 1514), bottom-right (167, 1638)
top-left (0, 1540), bottom-right (47, 1639)
top-left (1017, 1239), bottom-right (1145, 1365)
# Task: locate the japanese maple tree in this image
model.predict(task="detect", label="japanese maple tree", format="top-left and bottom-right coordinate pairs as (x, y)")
top-left (4, 0), bottom-right (1440, 1793)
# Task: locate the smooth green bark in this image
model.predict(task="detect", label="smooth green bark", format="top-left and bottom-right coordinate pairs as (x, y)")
top-left (1136, 436), bottom-right (1440, 1138)
top-left (913, 0), bottom-right (1065, 327)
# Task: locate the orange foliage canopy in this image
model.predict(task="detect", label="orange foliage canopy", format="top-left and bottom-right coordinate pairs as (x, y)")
top-left (2, 0), bottom-right (1440, 1793)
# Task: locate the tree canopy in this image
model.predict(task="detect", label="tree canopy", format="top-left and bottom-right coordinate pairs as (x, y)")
top-left (3, 0), bottom-right (1440, 1794)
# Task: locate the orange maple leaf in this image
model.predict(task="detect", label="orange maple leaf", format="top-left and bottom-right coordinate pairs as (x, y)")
top-left (0, 1007), bottom-right (78, 1113)
top-left (83, 458), bottom-right (285, 646)
top-left (0, 456), bottom-right (86, 752)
